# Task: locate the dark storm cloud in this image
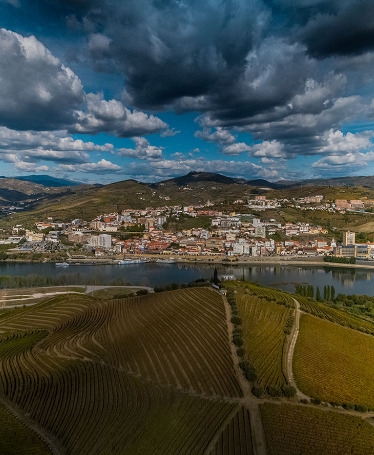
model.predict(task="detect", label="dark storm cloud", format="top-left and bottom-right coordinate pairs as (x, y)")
top-left (261, 0), bottom-right (374, 58)
top-left (45, 0), bottom-right (268, 109)
top-left (299, 1), bottom-right (374, 57)
top-left (0, 28), bottom-right (84, 131)
top-left (5, 0), bottom-right (374, 168)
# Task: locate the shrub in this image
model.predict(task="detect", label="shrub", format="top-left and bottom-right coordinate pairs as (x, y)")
top-left (232, 335), bottom-right (243, 347)
top-left (252, 386), bottom-right (264, 398)
top-left (238, 360), bottom-right (257, 382)
top-left (282, 385), bottom-right (296, 398)
top-left (232, 327), bottom-right (243, 336)
top-left (231, 315), bottom-right (242, 325)
top-left (136, 289), bottom-right (149, 296)
top-left (267, 386), bottom-right (282, 397)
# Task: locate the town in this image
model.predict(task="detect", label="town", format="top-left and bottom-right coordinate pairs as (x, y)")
top-left (1, 194), bottom-right (373, 263)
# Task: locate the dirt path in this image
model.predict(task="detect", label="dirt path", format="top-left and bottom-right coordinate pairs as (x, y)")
top-left (84, 285), bottom-right (154, 295)
top-left (284, 297), bottom-right (374, 425)
top-left (283, 298), bottom-right (309, 401)
top-left (222, 294), bottom-right (268, 455)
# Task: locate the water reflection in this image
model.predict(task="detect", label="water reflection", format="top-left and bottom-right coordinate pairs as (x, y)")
top-left (0, 262), bottom-right (373, 296)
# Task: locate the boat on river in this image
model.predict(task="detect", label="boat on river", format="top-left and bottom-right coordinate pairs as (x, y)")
top-left (118, 258), bottom-right (145, 265)
top-left (55, 262), bottom-right (69, 267)
top-left (156, 258), bottom-right (175, 264)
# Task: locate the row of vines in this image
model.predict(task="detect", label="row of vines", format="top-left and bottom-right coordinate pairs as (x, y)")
top-left (224, 281), bottom-right (296, 398)
top-left (0, 287), bottom-right (255, 454)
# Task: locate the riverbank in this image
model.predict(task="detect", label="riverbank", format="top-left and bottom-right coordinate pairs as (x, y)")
top-left (3, 254), bottom-right (374, 270)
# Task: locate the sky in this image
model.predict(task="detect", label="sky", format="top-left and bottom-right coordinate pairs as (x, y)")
top-left (1, 0), bottom-right (374, 184)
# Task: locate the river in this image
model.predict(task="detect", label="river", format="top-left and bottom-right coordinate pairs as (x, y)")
top-left (0, 261), bottom-right (373, 296)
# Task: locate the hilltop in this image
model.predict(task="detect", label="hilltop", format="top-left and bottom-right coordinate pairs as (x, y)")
top-left (1, 171), bottom-right (374, 229)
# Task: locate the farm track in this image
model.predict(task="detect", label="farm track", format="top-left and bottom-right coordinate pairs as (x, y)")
top-left (225, 281), bottom-right (374, 455)
top-left (223, 294), bottom-right (267, 455)
top-left (285, 298), bottom-right (374, 423)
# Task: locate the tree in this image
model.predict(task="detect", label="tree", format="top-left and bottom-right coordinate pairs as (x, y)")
top-left (331, 285), bottom-right (335, 301)
top-left (213, 268), bottom-right (219, 285)
top-left (316, 287), bottom-right (321, 301)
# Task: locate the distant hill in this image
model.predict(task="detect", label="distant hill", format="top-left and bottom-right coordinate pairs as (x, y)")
top-left (1, 172), bottom-right (374, 228)
top-left (158, 171), bottom-right (241, 187)
top-left (14, 175), bottom-right (81, 187)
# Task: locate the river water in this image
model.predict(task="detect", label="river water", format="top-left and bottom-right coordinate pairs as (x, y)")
top-left (0, 261), bottom-right (373, 296)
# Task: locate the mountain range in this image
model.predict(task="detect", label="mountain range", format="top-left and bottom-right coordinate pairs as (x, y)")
top-left (1, 172), bottom-right (374, 227)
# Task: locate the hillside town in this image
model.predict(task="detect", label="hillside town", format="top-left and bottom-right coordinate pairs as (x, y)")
top-left (2, 194), bottom-right (374, 262)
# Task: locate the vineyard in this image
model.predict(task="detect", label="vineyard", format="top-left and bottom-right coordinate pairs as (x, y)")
top-left (3, 278), bottom-right (374, 454)
top-left (0, 401), bottom-right (51, 455)
top-left (297, 295), bottom-right (374, 334)
top-left (261, 403), bottom-right (374, 455)
top-left (0, 287), bottom-right (257, 454)
top-left (225, 281), bottom-right (294, 394)
top-left (293, 313), bottom-right (374, 408)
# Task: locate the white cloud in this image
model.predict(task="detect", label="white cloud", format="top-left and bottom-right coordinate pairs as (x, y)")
top-left (0, 127), bottom-right (113, 152)
top-left (118, 137), bottom-right (163, 160)
top-left (252, 140), bottom-right (286, 158)
top-left (318, 129), bottom-right (374, 154)
top-left (312, 150), bottom-right (374, 175)
top-left (161, 128), bottom-right (180, 137)
top-left (88, 34), bottom-right (112, 54)
top-left (0, 29), bottom-right (84, 130)
top-left (223, 142), bottom-right (252, 155)
top-left (57, 159), bottom-right (122, 174)
top-left (75, 93), bottom-right (168, 136)
top-left (195, 127), bottom-right (235, 145)
top-left (223, 140), bottom-right (286, 158)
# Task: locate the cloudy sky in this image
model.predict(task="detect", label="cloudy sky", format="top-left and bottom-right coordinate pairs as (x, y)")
top-left (1, 0), bottom-right (374, 184)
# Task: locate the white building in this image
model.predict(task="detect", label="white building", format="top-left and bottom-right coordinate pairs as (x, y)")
top-left (233, 239), bottom-right (253, 255)
top-left (89, 234), bottom-right (112, 249)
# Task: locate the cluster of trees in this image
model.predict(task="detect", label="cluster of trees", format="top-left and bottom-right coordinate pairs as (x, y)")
top-left (295, 284), bottom-right (335, 301)
top-left (226, 287), bottom-right (296, 399)
top-left (154, 278), bottom-right (208, 293)
top-left (226, 289), bottom-right (257, 383)
top-left (324, 256), bottom-right (356, 264)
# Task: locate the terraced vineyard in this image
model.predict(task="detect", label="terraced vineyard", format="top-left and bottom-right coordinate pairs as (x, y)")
top-left (208, 406), bottom-right (253, 455)
top-left (294, 313), bottom-right (374, 407)
top-left (298, 295), bottom-right (374, 334)
top-left (261, 403), bottom-right (374, 455)
top-left (4, 279), bottom-right (374, 454)
top-left (226, 281), bottom-right (293, 393)
top-left (0, 402), bottom-right (51, 455)
top-left (0, 287), bottom-right (256, 454)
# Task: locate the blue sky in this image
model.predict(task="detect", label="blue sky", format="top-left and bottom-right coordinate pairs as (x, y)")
top-left (1, 0), bottom-right (374, 184)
